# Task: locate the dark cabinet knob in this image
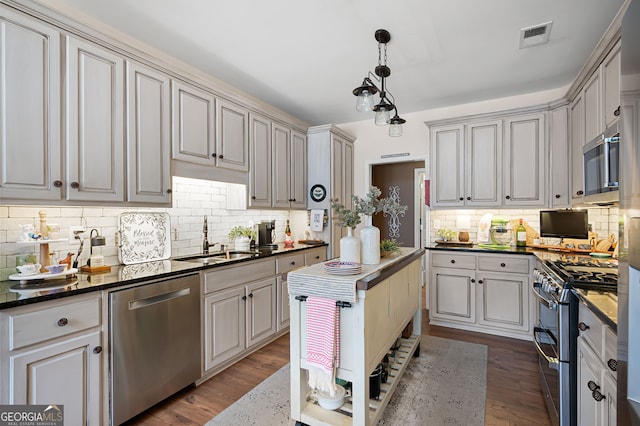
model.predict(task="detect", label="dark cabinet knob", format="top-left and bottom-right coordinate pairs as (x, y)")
top-left (466, 196), bottom-right (471, 200)
top-left (607, 358), bottom-right (617, 371)
top-left (290, 261), bottom-right (296, 265)
top-left (478, 279), bottom-right (484, 284)
top-left (459, 197), bottom-right (464, 201)
top-left (292, 198), bottom-right (296, 202)
top-left (70, 182), bottom-right (80, 189)
top-left (555, 194), bottom-right (561, 199)
top-left (578, 322), bottom-right (590, 331)
top-left (505, 195), bottom-right (511, 200)
top-left (53, 180), bottom-right (63, 188)
top-left (315, 256), bottom-right (320, 259)
top-left (500, 263), bottom-right (506, 267)
top-left (242, 295), bottom-right (247, 300)
top-left (450, 259), bottom-right (456, 264)
top-left (614, 106), bottom-right (620, 116)
top-left (211, 153), bottom-right (217, 158)
top-left (166, 189), bottom-right (172, 194)
top-left (93, 346), bottom-right (102, 354)
top-left (577, 190), bottom-right (584, 196)
top-left (471, 279), bottom-right (476, 283)
top-left (57, 318), bottom-right (68, 327)
top-left (592, 390), bottom-right (605, 401)
top-left (249, 293), bottom-right (253, 298)
top-left (251, 195), bottom-right (256, 200)
top-left (218, 154), bottom-right (224, 159)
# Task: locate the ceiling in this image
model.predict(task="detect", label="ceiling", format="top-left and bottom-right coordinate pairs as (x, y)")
top-left (40, 0), bottom-right (625, 126)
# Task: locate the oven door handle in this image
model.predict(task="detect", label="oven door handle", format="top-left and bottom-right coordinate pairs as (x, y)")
top-left (532, 282), bottom-right (558, 311)
top-left (533, 326), bottom-right (560, 370)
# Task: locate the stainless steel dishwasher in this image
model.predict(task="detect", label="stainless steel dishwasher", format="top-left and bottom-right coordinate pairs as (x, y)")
top-left (109, 273), bottom-right (201, 425)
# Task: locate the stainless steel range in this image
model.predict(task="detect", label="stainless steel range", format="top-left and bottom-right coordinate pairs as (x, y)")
top-left (533, 257), bottom-right (618, 426)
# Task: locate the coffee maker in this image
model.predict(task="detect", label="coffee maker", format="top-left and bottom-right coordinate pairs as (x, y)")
top-left (258, 220), bottom-right (277, 248)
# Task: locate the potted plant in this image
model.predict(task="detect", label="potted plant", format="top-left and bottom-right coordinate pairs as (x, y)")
top-left (380, 239), bottom-right (401, 258)
top-left (436, 228), bottom-right (457, 242)
top-left (229, 226), bottom-right (257, 251)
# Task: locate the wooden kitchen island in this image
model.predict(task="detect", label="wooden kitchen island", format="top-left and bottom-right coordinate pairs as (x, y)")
top-left (288, 247), bottom-right (424, 426)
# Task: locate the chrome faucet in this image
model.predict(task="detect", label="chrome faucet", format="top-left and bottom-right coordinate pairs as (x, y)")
top-left (203, 216), bottom-right (209, 254)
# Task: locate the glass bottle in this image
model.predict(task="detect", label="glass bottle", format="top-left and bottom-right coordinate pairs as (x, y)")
top-left (516, 219), bottom-right (527, 247)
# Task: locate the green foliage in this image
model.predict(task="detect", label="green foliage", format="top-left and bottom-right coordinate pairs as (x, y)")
top-left (380, 239), bottom-right (401, 254)
top-left (228, 226), bottom-right (257, 240)
top-left (352, 186), bottom-right (408, 217)
top-left (330, 199), bottom-right (361, 229)
top-left (437, 228), bottom-right (457, 241)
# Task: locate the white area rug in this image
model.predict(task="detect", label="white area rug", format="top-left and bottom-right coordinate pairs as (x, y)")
top-left (207, 335), bottom-right (487, 426)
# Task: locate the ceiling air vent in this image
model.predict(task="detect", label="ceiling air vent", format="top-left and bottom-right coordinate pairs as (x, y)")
top-left (519, 21), bottom-right (553, 49)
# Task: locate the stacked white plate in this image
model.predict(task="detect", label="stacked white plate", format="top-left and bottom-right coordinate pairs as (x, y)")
top-left (324, 261), bottom-right (362, 275)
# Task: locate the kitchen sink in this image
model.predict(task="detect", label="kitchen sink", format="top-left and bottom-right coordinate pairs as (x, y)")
top-left (174, 251), bottom-right (256, 264)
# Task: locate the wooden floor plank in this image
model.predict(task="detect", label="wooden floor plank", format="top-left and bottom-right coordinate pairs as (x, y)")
top-left (125, 298), bottom-right (552, 426)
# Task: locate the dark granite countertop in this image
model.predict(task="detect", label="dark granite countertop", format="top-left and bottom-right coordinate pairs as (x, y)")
top-left (425, 243), bottom-right (538, 255)
top-left (0, 243), bottom-right (327, 310)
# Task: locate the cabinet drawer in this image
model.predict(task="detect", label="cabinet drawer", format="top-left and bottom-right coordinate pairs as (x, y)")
top-left (431, 252), bottom-right (476, 270)
top-left (304, 247), bottom-right (327, 266)
top-left (578, 302), bottom-right (603, 358)
top-left (477, 256), bottom-right (530, 274)
top-left (204, 258), bottom-right (275, 294)
top-left (8, 296), bottom-right (101, 350)
top-left (276, 253), bottom-right (305, 274)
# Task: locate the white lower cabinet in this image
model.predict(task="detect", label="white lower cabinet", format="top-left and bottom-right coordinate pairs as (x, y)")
top-left (429, 250), bottom-right (532, 339)
top-left (0, 294), bottom-right (103, 425)
top-left (577, 302), bottom-right (617, 426)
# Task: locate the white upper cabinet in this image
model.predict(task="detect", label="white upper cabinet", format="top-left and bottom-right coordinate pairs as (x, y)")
top-left (65, 35), bottom-right (124, 202)
top-left (125, 60), bottom-right (171, 204)
top-left (550, 106), bottom-right (571, 207)
top-left (571, 94), bottom-right (586, 201)
top-left (465, 120), bottom-right (502, 207)
top-left (171, 80), bottom-right (216, 166)
top-left (503, 113), bottom-right (546, 207)
top-left (290, 130), bottom-right (307, 210)
top-left (248, 113), bottom-right (272, 208)
top-left (430, 124), bottom-right (464, 207)
top-left (584, 71), bottom-right (602, 143)
top-left (602, 42), bottom-right (621, 129)
top-left (0, 7), bottom-right (62, 201)
top-left (216, 99), bottom-right (249, 172)
top-left (272, 123), bottom-right (292, 208)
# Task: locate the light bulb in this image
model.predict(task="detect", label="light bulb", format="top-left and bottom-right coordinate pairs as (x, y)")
top-left (356, 91), bottom-right (374, 112)
top-left (375, 107), bottom-right (390, 126)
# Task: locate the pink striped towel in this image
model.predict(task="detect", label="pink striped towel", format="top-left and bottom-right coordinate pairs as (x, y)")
top-left (306, 297), bottom-right (340, 396)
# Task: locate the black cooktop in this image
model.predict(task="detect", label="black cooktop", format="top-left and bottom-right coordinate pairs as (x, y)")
top-left (545, 259), bottom-right (618, 292)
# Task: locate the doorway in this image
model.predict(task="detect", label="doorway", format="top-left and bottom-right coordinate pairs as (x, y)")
top-left (371, 160), bottom-right (425, 248)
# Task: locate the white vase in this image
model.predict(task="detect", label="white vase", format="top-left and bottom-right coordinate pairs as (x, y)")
top-left (360, 215), bottom-right (380, 265)
top-left (340, 227), bottom-right (361, 263)
top-left (234, 236), bottom-right (251, 251)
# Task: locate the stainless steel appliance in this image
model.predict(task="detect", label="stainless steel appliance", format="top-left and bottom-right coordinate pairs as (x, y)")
top-left (258, 220), bottom-right (277, 248)
top-left (618, 1), bottom-right (640, 423)
top-left (109, 273), bottom-right (201, 425)
top-left (533, 258), bottom-right (619, 426)
top-left (583, 124), bottom-right (620, 205)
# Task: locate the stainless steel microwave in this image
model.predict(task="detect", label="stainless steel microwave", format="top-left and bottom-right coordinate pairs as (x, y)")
top-left (583, 124), bottom-right (619, 204)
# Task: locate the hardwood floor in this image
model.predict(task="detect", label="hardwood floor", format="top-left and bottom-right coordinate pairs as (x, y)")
top-left (126, 305), bottom-right (552, 425)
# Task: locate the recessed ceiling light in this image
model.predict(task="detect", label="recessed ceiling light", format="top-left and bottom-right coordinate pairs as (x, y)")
top-left (519, 21), bottom-right (553, 49)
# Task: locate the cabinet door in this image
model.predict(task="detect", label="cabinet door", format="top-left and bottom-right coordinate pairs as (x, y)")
top-left (216, 99), bottom-right (248, 171)
top-left (246, 277), bottom-right (277, 347)
top-left (429, 267), bottom-right (476, 323)
top-left (465, 120), bottom-right (502, 206)
top-left (477, 272), bottom-right (529, 332)
top-left (125, 61), bottom-right (171, 204)
top-left (277, 274), bottom-right (290, 332)
top-left (331, 134), bottom-right (345, 258)
top-left (0, 8), bottom-right (61, 201)
top-left (602, 42), bottom-right (621, 129)
top-left (66, 36), bottom-right (124, 202)
top-left (204, 286), bottom-right (246, 371)
top-left (550, 106), bottom-right (571, 207)
top-left (171, 80), bottom-right (216, 165)
top-left (577, 337), bottom-right (603, 426)
top-left (272, 123), bottom-right (291, 208)
top-left (248, 113), bottom-right (272, 208)
top-left (343, 141), bottom-right (354, 210)
top-left (503, 113), bottom-right (546, 206)
top-left (430, 124), bottom-right (464, 207)
top-left (602, 372), bottom-right (616, 426)
top-left (10, 330), bottom-right (101, 425)
top-left (584, 71), bottom-right (602, 143)
top-left (571, 94), bottom-right (585, 201)
top-left (290, 130), bottom-right (307, 209)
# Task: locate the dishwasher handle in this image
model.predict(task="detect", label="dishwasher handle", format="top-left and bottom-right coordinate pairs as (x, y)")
top-left (128, 287), bottom-right (191, 310)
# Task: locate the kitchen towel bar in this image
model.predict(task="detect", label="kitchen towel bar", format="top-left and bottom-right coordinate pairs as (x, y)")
top-left (294, 295), bottom-right (352, 308)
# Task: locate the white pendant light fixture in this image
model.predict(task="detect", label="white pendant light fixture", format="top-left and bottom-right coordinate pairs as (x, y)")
top-left (351, 29), bottom-right (406, 137)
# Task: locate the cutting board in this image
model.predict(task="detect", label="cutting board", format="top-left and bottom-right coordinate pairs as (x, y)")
top-left (118, 212), bottom-right (171, 265)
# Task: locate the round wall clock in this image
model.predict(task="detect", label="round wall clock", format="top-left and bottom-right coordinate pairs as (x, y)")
top-left (310, 184), bottom-right (327, 202)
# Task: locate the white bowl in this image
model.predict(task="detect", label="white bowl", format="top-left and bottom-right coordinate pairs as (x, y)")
top-left (45, 264), bottom-right (66, 274)
top-left (317, 385), bottom-right (346, 410)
